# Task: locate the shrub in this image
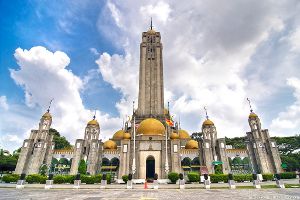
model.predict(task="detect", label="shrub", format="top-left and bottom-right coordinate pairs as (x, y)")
top-left (233, 174), bottom-right (253, 182)
top-left (210, 174), bottom-right (228, 183)
top-left (94, 174), bottom-right (102, 183)
top-left (78, 159), bottom-right (87, 174)
top-left (280, 172), bottom-right (296, 179)
top-left (53, 175), bottom-right (66, 184)
top-left (122, 175), bottom-right (128, 183)
top-left (26, 174), bottom-right (47, 184)
top-left (262, 173), bottom-right (273, 181)
top-left (187, 172), bottom-right (200, 182)
top-left (81, 175), bottom-right (96, 184)
top-left (106, 173), bottom-right (112, 184)
top-left (168, 172), bottom-right (179, 183)
top-left (2, 174), bottom-right (20, 183)
top-left (65, 175), bottom-right (75, 184)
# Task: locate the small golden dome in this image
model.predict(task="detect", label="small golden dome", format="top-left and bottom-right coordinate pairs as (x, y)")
top-left (178, 129), bottom-right (191, 139)
top-left (170, 132), bottom-right (179, 140)
top-left (185, 139), bottom-right (199, 149)
top-left (203, 119), bottom-right (214, 126)
top-left (87, 119), bottom-right (99, 126)
top-left (136, 118), bottom-right (165, 135)
top-left (249, 112), bottom-right (258, 118)
top-left (147, 29), bottom-right (156, 34)
top-left (123, 132), bottom-right (131, 140)
top-left (42, 112), bottom-right (52, 119)
top-left (103, 140), bottom-right (117, 149)
top-left (113, 130), bottom-right (125, 140)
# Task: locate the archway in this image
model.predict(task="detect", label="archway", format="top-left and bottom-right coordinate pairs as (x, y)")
top-left (146, 156), bottom-right (155, 179)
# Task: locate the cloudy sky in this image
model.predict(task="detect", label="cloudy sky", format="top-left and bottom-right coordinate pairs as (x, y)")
top-left (1, 0), bottom-right (300, 152)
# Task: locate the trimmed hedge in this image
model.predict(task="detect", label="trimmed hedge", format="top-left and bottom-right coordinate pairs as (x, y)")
top-left (210, 174), bottom-right (228, 183)
top-left (53, 175), bottom-right (75, 184)
top-left (81, 175), bottom-right (96, 184)
top-left (168, 172), bottom-right (179, 183)
top-left (187, 172), bottom-right (200, 182)
top-left (262, 173), bottom-right (273, 181)
top-left (280, 172), bottom-right (296, 179)
top-left (122, 175), bottom-right (128, 183)
top-left (26, 174), bottom-right (47, 184)
top-left (233, 174), bottom-right (253, 182)
top-left (2, 174), bottom-right (20, 183)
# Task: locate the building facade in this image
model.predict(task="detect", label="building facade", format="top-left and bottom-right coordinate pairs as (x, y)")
top-left (15, 25), bottom-right (283, 179)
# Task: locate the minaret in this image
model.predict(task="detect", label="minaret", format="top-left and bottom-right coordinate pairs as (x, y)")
top-left (245, 98), bottom-right (283, 174)
top-left (137, 19), bottom-right (164, 119)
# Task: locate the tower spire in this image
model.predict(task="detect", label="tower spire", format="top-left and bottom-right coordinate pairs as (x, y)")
top-left (247, 98), bottom-right (253, 113)
top-left (93, 110), bottom-right (96, 120)
top-left (150, 17), bottom-right (153, 30)
top-left (47, 99), bottom-right (54, 113)
top-left (204, 106), bottom-right (209, 120)
top-left (133, 101), bottom-right (135, 115)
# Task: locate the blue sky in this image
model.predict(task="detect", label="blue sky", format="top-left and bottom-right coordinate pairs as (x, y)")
top-left (1, 0), bottom-right (300, 152)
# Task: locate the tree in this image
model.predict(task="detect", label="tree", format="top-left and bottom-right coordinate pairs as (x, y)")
top-left (191, 132), bottom-right (203, 142)
top-left (39, 165), bottom-right (48, 176)
top-left (225, 137), bottom-right (246, 149)
top-left (273, 135), bottom-right (300, 155)
top-left (50, 128), bottom-right (71, 150)
top-left (78, 159), bottom-right (87, 174)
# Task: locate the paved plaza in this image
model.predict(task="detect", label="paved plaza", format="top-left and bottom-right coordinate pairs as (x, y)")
top-left (0, 188), bottom-right (299, 200)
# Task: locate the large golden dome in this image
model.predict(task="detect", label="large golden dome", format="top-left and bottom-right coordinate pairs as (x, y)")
top-left (103, 140), bottom-right (117, 149)
top-left (249, 112), bottom-right (258, 118)
top-left (123, 132), bottom-right (131, 140)
top-left (42, 112), bottom-right (52, 120)
top-left (203, 119), bottom-right (214, 126)
top-left (170, 132), bottom-right (179, 140)
top-left (185, 139), bottom-right (199, 149)
top-left (113, 130), bottom-right (125, 140)
top-left (178, 129), bottom-right (191, 139)
top-left (136, 118), bottom-right (165, 135)
top-left (87, 119), bottom-right (99, 126)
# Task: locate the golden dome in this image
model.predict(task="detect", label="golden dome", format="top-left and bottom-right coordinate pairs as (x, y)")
top-left (113, 130), bottom-right (125, 140)
top-left (87, 119), bottom-right (99, 126)
top-left (136, 118), bottom-right (165, 135)
top-left (185, 139), bottom-right (199, 149)
top-left (123, 132), bottom-right (131, 140)
top-left (178, 129), bottom-right (191, 139)
top-left (147, 29), bottom-right (156, 34)
top-left (103, 140), bottom-right (117, 149)
top-left (170, 132), bottom-right (179, 140)
top-left (249, 112), bottom-right (258, 118)
top-left (42, 112), bottom-right (52, 119)
top-left (203, 119), bottom-right (214, 126)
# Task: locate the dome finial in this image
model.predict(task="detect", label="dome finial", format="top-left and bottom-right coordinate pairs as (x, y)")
top-left (150, 17), bottom-right (153, 30)
top-left (247, 98), bottom-right (253, 113)
top-left (93, 110), bottom-right (96, 120)
top-left (204, 106), bottom-right (209, 120)
top-left (47, 98), bottom-right (54, 113)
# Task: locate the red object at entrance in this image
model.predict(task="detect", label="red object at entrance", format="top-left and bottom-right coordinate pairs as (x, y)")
top-left (144, 180), bottom-right (148, 189)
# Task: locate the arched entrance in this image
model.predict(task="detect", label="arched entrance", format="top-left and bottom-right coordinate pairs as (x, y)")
top-left (146, 156), bottom-right (155, 179)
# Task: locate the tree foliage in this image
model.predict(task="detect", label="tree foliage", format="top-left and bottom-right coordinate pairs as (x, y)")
top-left (50, 128), bottom-right (72, 150)
top-left (0, 150), bottom-right (18, 173)
top-left (78, 159), bottom-right (87, 174)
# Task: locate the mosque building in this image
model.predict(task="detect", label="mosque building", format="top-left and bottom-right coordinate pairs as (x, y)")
top-left (14, 23), bottom-right (283, 180)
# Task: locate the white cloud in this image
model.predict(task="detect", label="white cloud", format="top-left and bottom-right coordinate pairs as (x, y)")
top-left (7, 46), bottom-right (121, 151)
top-left (0, 96), bottom-right (9, 110)
top-left (96, 0), bottom-right (300, 138)
top-left (270, 77), bottom-right (300, 135)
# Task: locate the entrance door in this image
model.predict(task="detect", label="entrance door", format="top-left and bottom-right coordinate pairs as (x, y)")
top-left (146, 156), bottom-right (155, 179)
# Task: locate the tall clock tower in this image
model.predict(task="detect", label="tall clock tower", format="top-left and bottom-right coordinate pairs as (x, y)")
top-left (136, 22), bottom-right (164, 121)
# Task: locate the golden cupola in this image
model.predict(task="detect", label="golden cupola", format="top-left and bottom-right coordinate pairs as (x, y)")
top-left (136, 118), bottom-right (165, 136)
top-left (178, 129), bottom-right (191, 139)
top-left (87, 119), bottom-right (99, 126)
top-left (249, 112), bottom-right (258, 118)
top-left (202, 119), bottom-right (214, 126)
top-left (42, 111), bottom-right (52, 120)
top-left (123, 132), bottom-right (131, 140)
top-left (113, 130), bottom-right (125, 140)
top-left (170, 132), bottom-right (180, 140)
top-left (185, 139), bottom-right (199, 149)
top-left (103, 140), bottom-right (117, 150)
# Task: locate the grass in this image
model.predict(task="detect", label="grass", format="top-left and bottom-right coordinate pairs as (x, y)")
top-left (285, 184), bottom-right (300, 188)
